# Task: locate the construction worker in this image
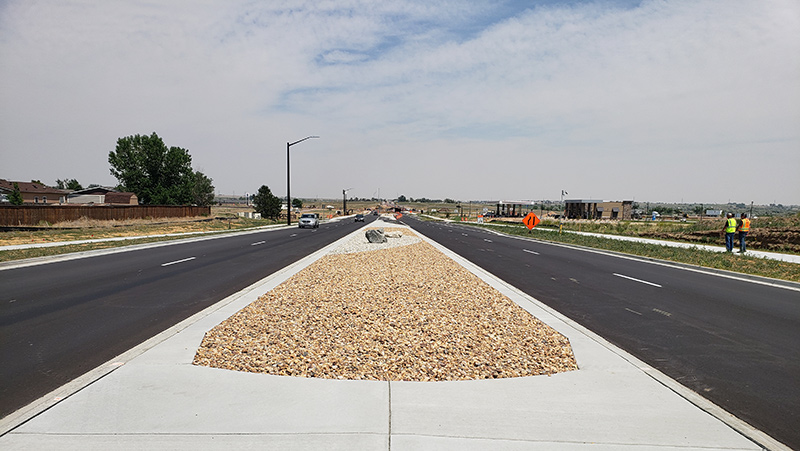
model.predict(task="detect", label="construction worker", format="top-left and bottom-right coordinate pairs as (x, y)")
top-left (737, 213), bottom-right (751, 253)
top-left (723, 213), bottom-right (737, 252)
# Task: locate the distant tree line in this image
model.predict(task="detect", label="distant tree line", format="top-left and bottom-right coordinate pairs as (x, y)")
top-left (394, 195), bottom-right (458, 203)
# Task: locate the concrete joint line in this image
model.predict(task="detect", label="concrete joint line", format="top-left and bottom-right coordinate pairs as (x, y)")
top-left (387, 380), bottom-right (392, 451)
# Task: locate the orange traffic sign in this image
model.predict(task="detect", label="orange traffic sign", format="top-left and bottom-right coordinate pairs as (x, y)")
top-left (523, 212), bottom-right (540, 230)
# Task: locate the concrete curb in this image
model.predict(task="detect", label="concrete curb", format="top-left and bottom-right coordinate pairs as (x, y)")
top-left (0, 219), bottom-right (789, 450)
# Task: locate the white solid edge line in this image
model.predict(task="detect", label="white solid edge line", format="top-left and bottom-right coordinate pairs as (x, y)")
top-left (613, 273), bottom-right (662, 288)
top-left (410, 225), bottom-right (790, 451)
top-left (0, 223), bottom-right (372, 437)
top-left (0, 224), bottom-right (297, 271)
top-left (3, 218), bottom-right (790, 450)
top-left (487, 226), bottom-right (800, 293)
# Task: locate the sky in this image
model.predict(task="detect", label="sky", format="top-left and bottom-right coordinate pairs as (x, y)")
top-left (1, 0), bottom-right (798, 205)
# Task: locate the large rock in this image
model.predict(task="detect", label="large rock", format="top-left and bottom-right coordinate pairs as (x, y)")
top-left (365, 228), bottom-right (387, 243)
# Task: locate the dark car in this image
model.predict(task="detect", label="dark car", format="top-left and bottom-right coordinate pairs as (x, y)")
top-left (355, 214), bottom-right (365, 222)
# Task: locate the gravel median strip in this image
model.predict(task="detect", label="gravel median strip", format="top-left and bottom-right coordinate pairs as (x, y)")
top-left (193, 226), bottom-right (578, 381)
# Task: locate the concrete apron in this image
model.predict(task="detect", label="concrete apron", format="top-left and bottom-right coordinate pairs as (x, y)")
top-left (0, 220), bottom-right (773, 450)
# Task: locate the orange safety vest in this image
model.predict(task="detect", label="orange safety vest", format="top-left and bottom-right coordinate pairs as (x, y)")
top-left (739, 218), bottom-right (750, 232)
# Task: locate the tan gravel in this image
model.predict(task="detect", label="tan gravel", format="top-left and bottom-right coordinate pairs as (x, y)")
top-left (193, 227), bottom-right (578, 381)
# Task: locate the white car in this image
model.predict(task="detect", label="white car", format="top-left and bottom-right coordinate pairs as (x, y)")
top-left (298, 213), bottom-right (319, 228)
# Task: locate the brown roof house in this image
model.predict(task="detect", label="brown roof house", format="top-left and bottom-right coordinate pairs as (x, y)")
top-left (0, 179), bottom-right (68, 204)
top-left (67, 187), bottom-right (138, 205)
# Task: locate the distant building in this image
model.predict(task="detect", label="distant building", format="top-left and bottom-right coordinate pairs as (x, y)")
top-left (0, 179), bottom-right (68, 204)
top-left (494, 200), bottom-right (538, 217)
top-left (67, 187), bottom-right (138, 205)
top-left (565, 199), bottom-right (633, 220)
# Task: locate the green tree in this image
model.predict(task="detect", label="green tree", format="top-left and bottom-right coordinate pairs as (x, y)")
top-left (397, 194), bottom-right (407, 202)
top-left (108, 132), bottom-right (212, 205)
top-left (191, 171), bottom-right (215, 206)
top-left (8, 182), bottom-right (24, 205)
top-left (56, 178), bottom-right (83, 190)
top-left (292, 198), bottom-right (303, 209)
top-left (253, 185), bottom-right (281, 220)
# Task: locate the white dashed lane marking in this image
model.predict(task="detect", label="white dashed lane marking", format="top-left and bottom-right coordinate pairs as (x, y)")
top-left (613, 273), bottom-right (662, 288)
top-left (161, 257), bottom-right (196, 267)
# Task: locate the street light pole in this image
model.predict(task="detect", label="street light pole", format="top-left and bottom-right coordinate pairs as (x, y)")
top-left (342, 188), bottom-right (352, 216)
top-left (286, 136), bottom-right (319, 225)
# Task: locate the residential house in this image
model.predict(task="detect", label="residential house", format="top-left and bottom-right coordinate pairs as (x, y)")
top-left (0, 179), bottom-right (68, 204)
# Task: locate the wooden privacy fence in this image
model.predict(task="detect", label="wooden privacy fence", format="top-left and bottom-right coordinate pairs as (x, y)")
top-left (0, 205), bottom-right (211, 226)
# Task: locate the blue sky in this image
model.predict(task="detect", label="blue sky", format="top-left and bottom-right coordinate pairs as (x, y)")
top-left (1, 0), bottom-right (798, 204)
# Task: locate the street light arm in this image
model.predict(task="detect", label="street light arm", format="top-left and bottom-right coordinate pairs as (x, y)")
top-left (286, 135), bottom-right (319, 226)
top-left (288, 136), bottom-right (320, 147)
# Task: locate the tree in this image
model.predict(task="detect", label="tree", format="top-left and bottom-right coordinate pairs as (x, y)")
top-left (9, 183), bottom-right (24, 205)
top-left (108, 132), bottom-right (213, 205)
top-left (397, 194), bottom-right (407, 202)
top-left (191, 171), bottom-right (215, 206)
top-left (292, 198), bottom-right (303, 209)
top-left (56, 179), bottom-right (83, 190)
top-left (253, 185), bottom-right (281, 220)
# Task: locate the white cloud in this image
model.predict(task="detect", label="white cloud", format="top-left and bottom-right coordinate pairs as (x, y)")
top-left (1, 0), bottom-right (798, 204)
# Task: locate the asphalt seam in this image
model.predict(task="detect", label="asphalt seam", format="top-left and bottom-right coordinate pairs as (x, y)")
top-left (464, 223), bottom-right (800, 292)
top-left (407, 222), bottom-right (788, 451)
top-left (0, 221), bottom-right (370, 437)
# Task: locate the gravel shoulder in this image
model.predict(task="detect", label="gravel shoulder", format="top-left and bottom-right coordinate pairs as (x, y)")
top-left (193, 226), bottom-right (578, 381)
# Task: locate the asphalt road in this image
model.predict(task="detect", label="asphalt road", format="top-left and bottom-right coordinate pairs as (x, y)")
top-left (0, 215), bottom-right (378, 419)
top-left (400, 215), bottom-right (800, 450)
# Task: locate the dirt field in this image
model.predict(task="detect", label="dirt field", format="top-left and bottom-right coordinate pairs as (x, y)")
top-left (482, 215), bottom-right (800, 255)
top-left (635, 226), bottom-right (800, 254)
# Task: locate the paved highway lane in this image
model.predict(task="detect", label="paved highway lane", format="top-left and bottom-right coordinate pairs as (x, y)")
top-left (401, 215), bottom-right (800, 449)
top-left (0, 215), bottom-right (378, 419)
